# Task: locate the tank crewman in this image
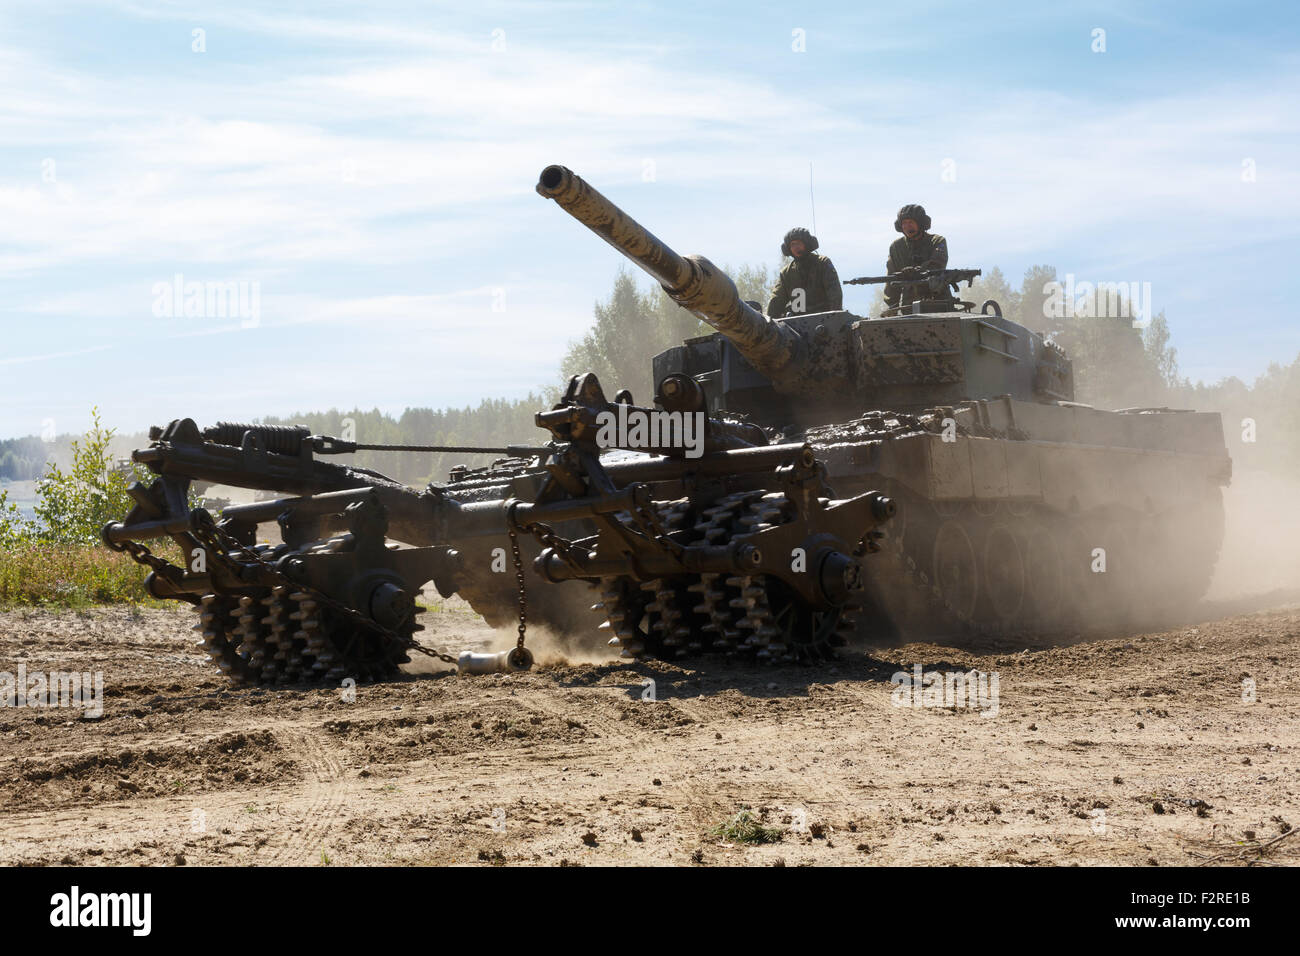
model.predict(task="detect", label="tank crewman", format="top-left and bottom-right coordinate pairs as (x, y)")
top-left (884, 205), bottom-right (949, 310)
top-left (766, 227), bottom-right (843, 317)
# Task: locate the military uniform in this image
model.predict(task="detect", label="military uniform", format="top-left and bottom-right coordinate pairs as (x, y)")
top-left (884, 204), bottom-right (950, 310)
top-left (766, 227), bottom-right (842, 317)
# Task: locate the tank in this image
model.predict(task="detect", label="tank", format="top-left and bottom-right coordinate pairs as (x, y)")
top-left (535, 164), bottom-right (1232, 642)
top-left (106, 165), bottom-right (1230, 686)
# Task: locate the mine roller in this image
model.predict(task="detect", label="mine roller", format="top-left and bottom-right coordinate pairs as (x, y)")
top-left (106, 164), bottom-right (1230, 684)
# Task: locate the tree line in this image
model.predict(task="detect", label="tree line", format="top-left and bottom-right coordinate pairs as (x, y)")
top-left (3, 261), bottom-right (1297, 487)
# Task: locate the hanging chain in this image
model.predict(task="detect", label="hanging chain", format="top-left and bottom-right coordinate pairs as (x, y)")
top-left (114, 536), bottom-right (188, 580)
top-left (507, 522), bottom-right (528, 651)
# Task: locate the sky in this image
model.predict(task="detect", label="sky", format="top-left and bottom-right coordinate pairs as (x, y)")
top-left (1, 0), bottom-right (1298, 440)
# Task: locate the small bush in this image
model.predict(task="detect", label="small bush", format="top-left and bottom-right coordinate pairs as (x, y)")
top-left (711, 809), bottom-right (784, 845)
top-left (0, 408), bottom-right (177, 607)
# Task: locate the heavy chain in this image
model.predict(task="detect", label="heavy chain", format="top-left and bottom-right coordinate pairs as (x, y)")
top-left (525, 519), bottom-right (587, 575)
top-left (394, 639), bottom-right (460, 666)
top-left (114, 536), bottom-right (190, 582)
top-left (506, 522), bottom-right (527, 650)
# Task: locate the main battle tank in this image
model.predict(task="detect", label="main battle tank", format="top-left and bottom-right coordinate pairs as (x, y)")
top-left (106, 165), bottom-right (1230, 685)
top-left (532, 165), bottom-right (1232, 643)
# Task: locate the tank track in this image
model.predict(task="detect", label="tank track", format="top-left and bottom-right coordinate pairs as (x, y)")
top-left (806, 406), bottom-right (1225, 647)
top-left (869, 483), bottom-right (1225, 647)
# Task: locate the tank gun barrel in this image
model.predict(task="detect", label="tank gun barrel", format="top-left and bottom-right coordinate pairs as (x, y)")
top-left (536, 164), bottom-right (804, 379)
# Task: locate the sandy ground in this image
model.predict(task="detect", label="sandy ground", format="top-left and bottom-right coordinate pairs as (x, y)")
top-left (1, 591), bottom-right (1297, 867)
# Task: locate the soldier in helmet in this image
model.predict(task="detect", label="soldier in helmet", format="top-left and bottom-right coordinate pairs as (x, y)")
top-left (884, 204), bottom-right (950, 310)
top-left (766, 227), bottom-right (842, 318)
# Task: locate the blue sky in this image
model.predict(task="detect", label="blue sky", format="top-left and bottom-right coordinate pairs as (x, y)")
top-left (1, 0), bottom-right (1297, 439)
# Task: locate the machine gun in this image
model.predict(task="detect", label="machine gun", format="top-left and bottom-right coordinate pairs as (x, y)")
top-left (843, 267), bottom-right (982, 289)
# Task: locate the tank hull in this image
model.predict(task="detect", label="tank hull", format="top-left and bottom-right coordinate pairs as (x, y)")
top-left (806, 398), bottom-right (1229, 639)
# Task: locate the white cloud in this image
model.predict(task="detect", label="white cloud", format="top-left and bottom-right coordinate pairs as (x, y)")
top-left (0, 2), bottom-right (1297, 435)
top-left (0, 344), bottom-right (112, 366)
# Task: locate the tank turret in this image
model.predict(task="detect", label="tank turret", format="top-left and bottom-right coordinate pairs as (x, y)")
top-left (538, 164), bottom-right (1075, 426)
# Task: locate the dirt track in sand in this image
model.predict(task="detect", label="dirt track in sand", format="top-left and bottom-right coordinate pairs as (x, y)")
top-left (0, 595), bottom-right (1297, 867)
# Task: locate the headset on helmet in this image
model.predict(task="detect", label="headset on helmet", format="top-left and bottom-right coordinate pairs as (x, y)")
top-left (894, 204), bottom-right (931, 233)
top-left (781, 226), bottom-right (819, 257)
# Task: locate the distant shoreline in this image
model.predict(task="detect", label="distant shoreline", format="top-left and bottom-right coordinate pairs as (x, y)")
top-left (0, 478), bottom-right (38, 522)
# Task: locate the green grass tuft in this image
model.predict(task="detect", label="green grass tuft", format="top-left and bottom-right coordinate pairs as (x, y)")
top-left (711, 809), bottom-right (784, 845)
top-left (0, 543), bottom-right (170, 608)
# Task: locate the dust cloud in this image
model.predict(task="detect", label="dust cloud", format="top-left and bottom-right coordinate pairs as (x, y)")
top-left (1206, 470), bottom-right (1300, 601)
top-left (486, 623), bottom-right (618, 667)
